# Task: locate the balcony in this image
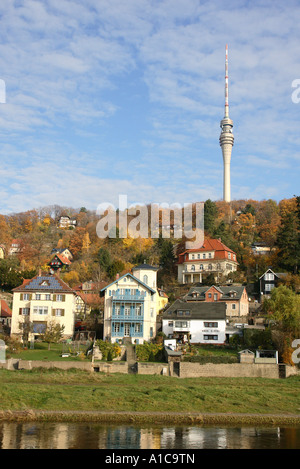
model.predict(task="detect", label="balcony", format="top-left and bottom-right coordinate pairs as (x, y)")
top-left (111, 292), bottom-right (146, 301)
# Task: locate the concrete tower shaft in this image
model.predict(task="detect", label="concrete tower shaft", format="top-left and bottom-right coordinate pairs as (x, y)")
top-left (219, 45), bottom-right (234, 203)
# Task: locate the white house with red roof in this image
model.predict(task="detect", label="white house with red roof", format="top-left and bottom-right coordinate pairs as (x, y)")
top-left (177, 238), bottom-right (238, 284)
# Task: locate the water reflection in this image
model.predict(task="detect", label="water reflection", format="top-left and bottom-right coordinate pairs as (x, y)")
top-left (0, 422), bottom-right (299, 449)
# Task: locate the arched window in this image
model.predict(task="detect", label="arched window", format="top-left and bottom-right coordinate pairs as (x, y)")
top-left (143, 274), bottom-right (148, 285)
top-left (191, 265), bottom-right (195, 271)
top-left (200, 264), bottom-right (204, 270)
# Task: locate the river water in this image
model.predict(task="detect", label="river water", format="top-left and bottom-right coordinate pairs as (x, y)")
top-left (1, 422), bottom-right (300, 449)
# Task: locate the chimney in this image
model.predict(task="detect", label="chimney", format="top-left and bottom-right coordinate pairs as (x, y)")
top-left (116, 273), bottom-right (119, 280)
top-left (38, 268), bottom-right (42, 276)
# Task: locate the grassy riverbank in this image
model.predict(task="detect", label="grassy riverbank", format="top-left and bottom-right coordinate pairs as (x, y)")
top-left (0, 368), bottom-right (300, 425)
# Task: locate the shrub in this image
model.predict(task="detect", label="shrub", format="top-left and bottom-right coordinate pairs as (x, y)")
top-left (136, 342), bottom-right (165, 362)
top-left (95, 340), bottom-right (121, 361)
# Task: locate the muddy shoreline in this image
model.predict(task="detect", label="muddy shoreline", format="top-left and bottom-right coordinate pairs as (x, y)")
top-left (1, 410), bottom-right (300, 426)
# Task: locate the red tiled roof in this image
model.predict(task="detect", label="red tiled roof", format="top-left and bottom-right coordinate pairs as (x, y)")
top-left (177, 238), bottom-right (238, 264)
top-left (0, 299), bottom-right (12, 317)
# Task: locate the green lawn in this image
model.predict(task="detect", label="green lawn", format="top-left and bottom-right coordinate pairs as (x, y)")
top-left (0, 368), bottom-right (299, 416)
top-left (8, 341), bottom-right (90, 361)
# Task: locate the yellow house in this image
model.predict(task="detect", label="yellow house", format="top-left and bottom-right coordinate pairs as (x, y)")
top-left (11, 274), bottom-right (77, 340)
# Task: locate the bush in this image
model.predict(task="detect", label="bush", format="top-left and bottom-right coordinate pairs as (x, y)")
top-left (95, 340), bottom-right (121, 361)
top-left (136, 342), bottom-right (165, 362)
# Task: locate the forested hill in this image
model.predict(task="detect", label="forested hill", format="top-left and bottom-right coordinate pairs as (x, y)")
top-left (0, 197), bottom-right (299, 295)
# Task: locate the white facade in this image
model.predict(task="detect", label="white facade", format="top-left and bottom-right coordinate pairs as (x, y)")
top-left (102, 265), bottom-right (160, 344)
top-left (163, 318), bottom-right (226, 344)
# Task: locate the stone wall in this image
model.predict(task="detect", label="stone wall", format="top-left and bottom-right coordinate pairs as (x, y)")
top-left (1, 358), bottom-right (299, 379)
top-left (179, 362), bottom-right (280, 379)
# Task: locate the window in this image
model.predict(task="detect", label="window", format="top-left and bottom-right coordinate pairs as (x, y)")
top-left (45, 294), bottom-right (51, 301)
top-left (197, 254), bottom-right (200, 259)
top-left (232, 304), bottom-right (236, 310)
top-left (191, 254), bottom-right (195, 259)
top-left (204, 322), bottom-right (218, 328)
top-left (208, 264), bottom-right (212, 270)
top-left (114, 323), bottom-right (120, 334)
top-left (33, 306), bottom-right (48, 315)
top-left (265, 284), bottom-right (275, 292)
top-left (125, 307), bottom-right (130, 316)
top-left (203, 254), bottom-right (206, 259)
top-left (19, 308), bottom-right (30, 316)
top-left (200, 264), bottom-right (204, 270)
top-left (35, 294), bottom-right (41, 300)
top-left (150, 327), bottom-right (153, 338)
top-left (168, 321), bottom-right (173, 327)
top-left (208, 293), bottom-right (212, 298)
top-left (143, 275), bottom-right (148, 285)
top-left (209, 253), bottom-right (212, 258)
top-left (204, 335), bottom-right (218, 341)
top-left (150, 308), bottom-right (154, 318)
top-left (23, 293), bottom-right (30, 301)
top-left (134, 323), bottom-right (141, 333)
top-left (228, 252), bottom-right (231, 259)
top-left (265, 272), bottom-right (274, 281)
top-left (135, 306), bottom-right (141, 316)
top-left (54, 309), bottom-right (64, 317)
top-left (56, 294), bottom-right (63, 302)
top-left (214, 294), bottom-right (218, 301)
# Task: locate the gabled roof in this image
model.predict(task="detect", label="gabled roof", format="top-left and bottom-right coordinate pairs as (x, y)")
top-left (184, 285), bottom-right (246, 301)
top-left (100, 272), bottom-right (156, 294)
top-left (163, 298), bottom-right (226, 320)
top-left (12, 275), bottom-right (75, 293)
top-left (259, 268), bottom-right (288, 280)
top-left (49, 253), bottom-right (72, 265)
top-left (0, 299), bottom-right (12, 317)
top-left (177, 238), bottom-right (238, 264)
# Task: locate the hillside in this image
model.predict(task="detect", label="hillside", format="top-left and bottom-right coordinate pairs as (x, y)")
top-left (0, 197), bottom-right (299, 297)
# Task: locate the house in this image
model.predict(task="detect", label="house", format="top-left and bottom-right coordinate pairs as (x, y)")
top-left (0, 244), bottom-right (5, 259)
top-left (48, 253), bottom-right (72, 273)
top-left (251, 242), bottom-right (272, 256)
top-left (177, 238), bottom-right (238, 284)
top-left (8, 239), bottom-right (24, 256)
top-left (51, 248), bottom-right (73, 261)
top-left (259, 268), bottom-right (288, 299)
top-left (162, 299), bottom-right (227, 344)
top-left (0, 299), bottom-right (12, 328)
top-left (101, 264), bottom-right (161, 344)
top-left (10, 274), bottom-right (77, 340)
top-left (183, 284), bottom-right (249, 320)
top-left (74, 280), bottom-right (107, 317)
top-left (58, 216), bottom-right (77, 229)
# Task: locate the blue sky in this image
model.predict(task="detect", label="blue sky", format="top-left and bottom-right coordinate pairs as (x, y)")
top-left (0, 0), bottom-right (300, 214)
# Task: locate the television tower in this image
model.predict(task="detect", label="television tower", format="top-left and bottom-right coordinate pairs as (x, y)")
top-left (219, 44), bottom-right (234, 203)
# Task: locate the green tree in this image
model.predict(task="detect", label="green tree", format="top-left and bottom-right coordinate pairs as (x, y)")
top-left (276, 211), bottom-right (300, 273)
top-left (262, 285), bottom-right (300, 332)
top-left (42, 321), bottom-right (65, 350)
top-left (97, 248), bottom-right (111, 272)
top-left (204, 199), bottom-right (218, 235)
